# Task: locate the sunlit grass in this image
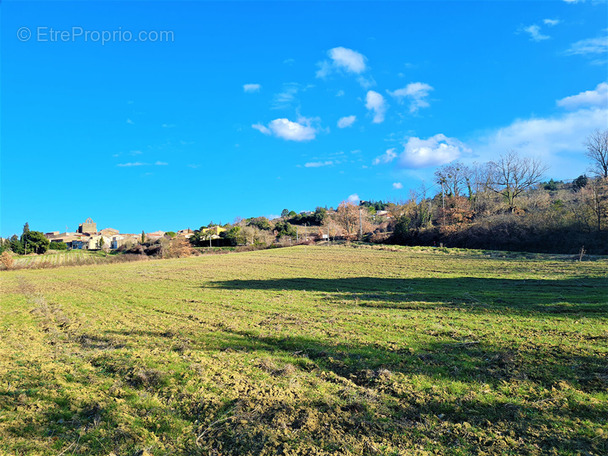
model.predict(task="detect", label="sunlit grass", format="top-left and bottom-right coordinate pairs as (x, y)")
top-left (1, 245), bottom-right (606, 455)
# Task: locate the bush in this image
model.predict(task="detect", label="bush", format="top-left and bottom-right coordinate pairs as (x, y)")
top-left (0, 251), bottom-right (14, 270)
top-left (9, 236), bottom-right (24, 255)
top-left (388, 215), bottom-right (608, 254)
top-left (221, 226), bottom-right (245, 246)
top-left (247, 217), bottom-right (271, 230)
top-left (49, 242), bottom-right (68, 250)
top-left (572, 175), bottom-right (588, 191)
top-left (22, 231), bottom-right (50, 254)
top-left (162, 237), bottom-right (194, 258)
top-left (274, 221), bottom-right (297, 238)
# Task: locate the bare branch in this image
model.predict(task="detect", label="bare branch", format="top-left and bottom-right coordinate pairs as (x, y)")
top-left (585, 129), bottom-right (608, 178)
top-left (488, 151), bottom-right (548, 210)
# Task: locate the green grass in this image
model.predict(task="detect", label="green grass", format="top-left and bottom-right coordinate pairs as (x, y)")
top-left (1, 245), bottom-right (607, 455)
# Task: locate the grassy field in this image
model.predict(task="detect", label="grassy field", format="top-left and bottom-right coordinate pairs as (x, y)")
top-left (11, 250), bottom-right (113, 269)
top-left (0, 245), bottom-right (606, 455)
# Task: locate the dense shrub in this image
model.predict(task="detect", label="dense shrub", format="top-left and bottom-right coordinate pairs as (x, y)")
top-left (274, 221), bottom-right (297, 238)
top-left (220, 226), bottom-right (245, 246)
top-left (21, 231), bottom-right (50, 254)
top-left (247, 217), bottom-right (271, 230)
top-left (49, 242), bottom-right (68, 250)
top-left (389, 215), bottom-right (608, 254)
top-left (162, 237), bottom-right (194, 258)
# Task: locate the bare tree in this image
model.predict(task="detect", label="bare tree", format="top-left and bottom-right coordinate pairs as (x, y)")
top-left (241, 226), bottom-right (275, 246)
top-left (585, 129), bottom-right (608, 178)
top-left (488, 151), bottom-right (548, 211)
top-left (335, 202), bottom-right (361, 239)
top-left (321, 217), bottom-right (342, 242)
top-left (464, 162), bottom-right (495, 213)
top-left (582, 178), bottom-right (608, 231)
top-left (434, 162), bottom-right (470, 198)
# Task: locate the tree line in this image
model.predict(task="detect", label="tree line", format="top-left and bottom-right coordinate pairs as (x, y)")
top-left (387, 129), bottom-right (608, 253)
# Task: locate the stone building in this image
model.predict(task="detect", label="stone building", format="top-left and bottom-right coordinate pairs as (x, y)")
top-left (78, 217), bottom-right (97, 234)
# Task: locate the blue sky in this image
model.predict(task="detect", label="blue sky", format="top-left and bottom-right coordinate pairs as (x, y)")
top-left (1, 0), bottom-right (607, 236)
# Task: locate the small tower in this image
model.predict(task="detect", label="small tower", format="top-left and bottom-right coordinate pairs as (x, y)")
top-left (78, 217), bottom-right (97, 234)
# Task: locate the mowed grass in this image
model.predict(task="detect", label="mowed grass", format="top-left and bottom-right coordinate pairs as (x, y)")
top-left (0, 245), bottom-right (606, 455)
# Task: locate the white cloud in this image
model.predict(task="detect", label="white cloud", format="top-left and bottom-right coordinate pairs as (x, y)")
top-left (357, 76), bottom-right (376, 89)
top-left (336, 90), bottom-right (345, 97)
top-left (243, 83), bottom-right (261, 93)
top-left (317, 47), bottom-right (367, 78)
top-left (557, 82), bottom-right (608, 109)
top-left (543, 19), bottom-right (561, 26)
top-left (316, 47), bottom-right (370, 86)
top-left (563, 0), bottom-right (583, 3)
top-left (337, 115), bottom-right (356, 128)
top-left (315, 60), bottom-right (332, 79)
top-left (253, 117), bottom-right (317, 141)
top-left (566, 36), bottom-right (608, 55)
top-left (117, 162), bottom-right (145, 167)
top-left (347, 194), bottom-right (360, 204)
top-left (399, 134), bottom-right (470, 169)
top-left (117, 161), bottom-right (168, 167)
top-left (304, 161), bottom-right (333, 168)
top-left (521, 24), bottom-right (550, 42)
top-left (365, 90), bottom-right (387, 123)
top-left (471, 107), bottom-right (608, 170)
top-left (392, 182), bottom-right (403, 189)
top-left (161, 123), bottom-right (175, 128)
top-left (372, 148), bottom-right (397, 165)
top-left (126, 118), bottom-right (134, 125)
top-left (388, 82), bottom-right (434, 113)
top-left (272, 84), bottom-right (299, 109)
top-left (378, 87), bottom-right (608, 178)
top-left (330, 47), bottom-right (367, 73)
top-left (252, 123), bottom-right (271, 135)
top-left (271, 83), bottom-right (312, 109)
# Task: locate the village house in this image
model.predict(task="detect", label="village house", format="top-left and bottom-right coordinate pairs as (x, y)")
top-left (146, 230), bottom-right (165, 241)
top-left (86, 234), bottom-right (112, 250)
top-left (46, 231), bottom-right (91, 249)
top-left (44, 218), bottom-right (102, 250)
top-left (43, 217), bottom-right (193, 251)
top-left (100, 228), bottom-right (120, 236)
top-left (110, 234), bottom-right (139, 249)
top-left (201, 226), bottom-right (226, 237)
top-left (177, 228), bottom-right (194, 239)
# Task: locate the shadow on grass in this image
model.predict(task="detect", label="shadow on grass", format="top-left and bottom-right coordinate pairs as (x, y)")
top-left (202, 327), bottom-right (608, 394)
top-left (4, 322), bottom-right (606, 455)
top-left (207, 276), bottom-right (608, 317)
top-left (182, 327), bottom-right (608, 454)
